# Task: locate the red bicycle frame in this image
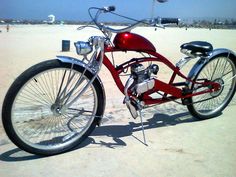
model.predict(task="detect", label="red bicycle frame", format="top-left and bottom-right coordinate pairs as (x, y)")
top-left (98, 45), bottom-right (219, 106)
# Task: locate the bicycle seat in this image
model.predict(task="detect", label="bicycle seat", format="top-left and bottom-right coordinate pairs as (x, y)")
top-left (180, 41), bottom-right (213, 56)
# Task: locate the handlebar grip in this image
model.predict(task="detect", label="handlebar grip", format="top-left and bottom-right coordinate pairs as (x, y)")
top-left (108, 6), bottom-right (116, 12)
top-left (161, 18), bottom-right (179, 25)
top-left (104, 6), bottom-right (116, 12)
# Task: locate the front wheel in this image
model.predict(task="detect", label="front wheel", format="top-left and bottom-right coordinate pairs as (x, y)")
top-left (2, 60), bottom-right (105, 155)
top-left (187, 54), bottom-right (236, 119)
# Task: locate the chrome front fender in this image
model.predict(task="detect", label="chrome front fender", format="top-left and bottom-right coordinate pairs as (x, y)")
top-left (56, 55), bottom-right (106, 125)
top-left (187, 48), bottom-right (236, 88)
top-left (56, 55), bottom-right (94, 73)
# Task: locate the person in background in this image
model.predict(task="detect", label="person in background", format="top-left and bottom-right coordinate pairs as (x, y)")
top-left (6, 24), bottom-right (10, 32)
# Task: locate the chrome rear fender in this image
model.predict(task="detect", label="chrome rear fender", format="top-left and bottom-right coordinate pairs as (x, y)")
top-left (56, 55), bottom-right (106, 125)
top-left (187, 48), bottom-right (236, 88)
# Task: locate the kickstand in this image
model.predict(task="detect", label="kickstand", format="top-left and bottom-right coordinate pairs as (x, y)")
top-left (139, 109), bottom-right (147, 146)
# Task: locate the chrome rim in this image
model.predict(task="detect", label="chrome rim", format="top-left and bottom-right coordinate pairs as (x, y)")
top-left (11, 68), bottom-right (98, 150)
top-left (192, 57), bottom-right (236, 116)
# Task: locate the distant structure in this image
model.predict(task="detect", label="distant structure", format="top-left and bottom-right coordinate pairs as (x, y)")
top-left (48, 14), bottom-right (55, 24)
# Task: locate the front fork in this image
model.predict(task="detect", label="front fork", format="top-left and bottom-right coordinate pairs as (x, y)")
top-left (56, 37), bottom-right (106, 108)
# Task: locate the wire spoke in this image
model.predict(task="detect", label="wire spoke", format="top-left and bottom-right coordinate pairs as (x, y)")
top-left (192, 57), bottom-right (236, 116)
top-left (12, 67), bottom-right (98, 151)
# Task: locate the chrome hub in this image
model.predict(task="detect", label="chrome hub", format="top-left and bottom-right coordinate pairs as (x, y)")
top-left (51, 103), bottom-right (67, 116)
top-left (211, 78), bottom-right (224, 97)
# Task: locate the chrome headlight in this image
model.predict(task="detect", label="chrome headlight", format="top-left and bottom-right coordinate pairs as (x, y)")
top-left (74, 41), bottom-right (92, 55)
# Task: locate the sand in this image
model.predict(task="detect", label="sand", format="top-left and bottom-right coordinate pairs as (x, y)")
top-left (0, 25), bottom-right (236, 177)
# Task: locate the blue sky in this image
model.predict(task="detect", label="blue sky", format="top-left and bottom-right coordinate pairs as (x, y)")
top-left (1, 0), bottom-right (236, 21)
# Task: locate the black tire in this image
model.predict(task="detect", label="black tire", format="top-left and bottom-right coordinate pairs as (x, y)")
top-left (2, 60), bottom-right (105, 156)
top-left (187, 54), bottom-right (236, 120)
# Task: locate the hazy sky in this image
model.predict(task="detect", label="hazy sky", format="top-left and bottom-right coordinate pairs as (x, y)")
top-left (1, 0), bottom-right (236, 21)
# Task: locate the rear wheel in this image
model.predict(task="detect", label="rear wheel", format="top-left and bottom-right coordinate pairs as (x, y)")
top-left (187, 54), bottom-right (236, 119)
top-left (2, 60), bottom-right (105, 155)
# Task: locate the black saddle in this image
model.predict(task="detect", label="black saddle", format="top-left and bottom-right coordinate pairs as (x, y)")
top-left (180, 41), bottom-right (213, 56)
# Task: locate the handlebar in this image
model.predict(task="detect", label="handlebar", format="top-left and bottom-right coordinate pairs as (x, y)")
top-left (160, 18), bottom-right (179, 25)
top-left (103, 6), bottom-right (116, 12)
top-left (87, 6), bottom-right (180, 34)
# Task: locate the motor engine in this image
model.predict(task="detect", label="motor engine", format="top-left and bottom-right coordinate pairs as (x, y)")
top-left (130, 63), bottom-right (159, 95)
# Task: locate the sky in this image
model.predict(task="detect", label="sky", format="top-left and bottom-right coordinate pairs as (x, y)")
top-left (0, 0), bottom-right (236, 22)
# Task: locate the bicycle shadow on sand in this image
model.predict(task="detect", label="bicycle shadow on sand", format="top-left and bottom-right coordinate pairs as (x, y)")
top-left (0, 96), bottom-right (234, 162)
top-left (0, 111), bottom-right (201, 162)
top-left (89, 111), bottom-right (199, 148)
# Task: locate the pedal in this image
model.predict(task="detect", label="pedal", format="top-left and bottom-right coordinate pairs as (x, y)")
top-left (126, 100), bottom-right (138, 119)
top-left (181, 98), bottom-right (191, 105)
top-left (125, 98), bottom-right (147, 145)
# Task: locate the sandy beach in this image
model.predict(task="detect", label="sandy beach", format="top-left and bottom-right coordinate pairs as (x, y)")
top-left (0, 25), bottom-right (236, 177)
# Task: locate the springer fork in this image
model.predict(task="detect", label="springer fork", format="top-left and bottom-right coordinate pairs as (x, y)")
top-left (56, 36), bottom-right (106, 108)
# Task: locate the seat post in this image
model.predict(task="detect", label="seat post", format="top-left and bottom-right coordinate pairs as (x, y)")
top-left (176, 56), bottom-right (193, 69)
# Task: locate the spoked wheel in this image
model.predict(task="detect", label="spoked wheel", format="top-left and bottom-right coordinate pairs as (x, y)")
top-left (187, 54), bottom-right (236, 119)
top-left (2, 60), bottom-right (105, 155)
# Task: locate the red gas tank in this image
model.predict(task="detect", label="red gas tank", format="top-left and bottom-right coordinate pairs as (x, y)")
top-left (113, 32), bottom-right (156, 52)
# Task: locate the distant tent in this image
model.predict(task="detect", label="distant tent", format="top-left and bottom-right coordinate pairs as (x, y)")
top-left (48, 14), bottom-right (55, 24)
